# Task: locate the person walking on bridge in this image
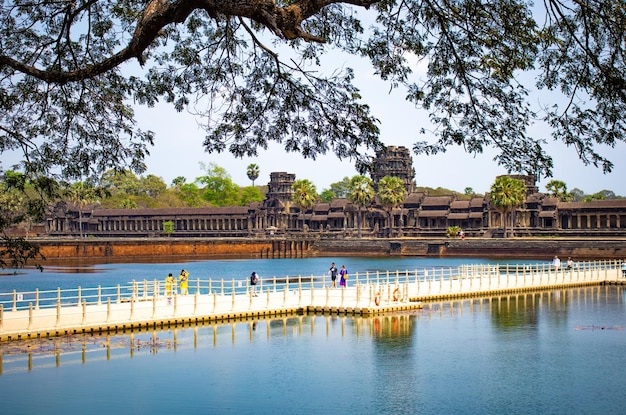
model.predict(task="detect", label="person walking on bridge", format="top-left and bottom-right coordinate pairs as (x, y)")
top-left (165, 273), bottom-right (176, 304)
top-left (339, 265), bottom-right (348, 288)
top-left (250, 271), bottom-right (259, 296)
top-left (329, 262), bottom-right (338, 288)
top-left (179, 269), bottom-right (189, 295)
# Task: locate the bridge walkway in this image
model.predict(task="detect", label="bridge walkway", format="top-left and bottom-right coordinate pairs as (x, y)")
top-left (0, 260), bottom-right (622, 341)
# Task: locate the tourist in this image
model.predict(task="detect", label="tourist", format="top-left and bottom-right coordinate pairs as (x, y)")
top-left (621, 260), bottom-right (626, 278)
top-left (179, 269), bottom-right (189, 295)
top-left (250, 271), bottom-right (259, 296)
top-left (165, 273), bottom-right (176, 304)
top-left (552, 256), bottom-right (561, 271)
top-left (329, 262), bottom-right (338, 288)
top-left (339, 265), bottom-right (348, 288)
top-left (566, 257), bottom-right (574, 270)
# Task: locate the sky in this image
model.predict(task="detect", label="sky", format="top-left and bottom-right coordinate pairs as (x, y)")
top-left (134, 51), bottom-right (626, 197)
top-left (4, 7), bottom-right (625, 197)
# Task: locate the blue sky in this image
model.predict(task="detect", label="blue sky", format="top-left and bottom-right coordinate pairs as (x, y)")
top-left (134, 49), bottom-right (626, 197)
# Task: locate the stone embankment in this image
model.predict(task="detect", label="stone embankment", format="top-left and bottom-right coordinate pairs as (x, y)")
top-left (28, 236), bottom-right (626, 262)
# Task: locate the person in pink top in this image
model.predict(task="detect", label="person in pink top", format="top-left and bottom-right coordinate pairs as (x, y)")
top-left (339, 265), bottom-right (348, 288)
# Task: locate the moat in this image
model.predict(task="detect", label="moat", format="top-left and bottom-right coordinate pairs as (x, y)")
top-left (1, 256), bottom-right (625, 415)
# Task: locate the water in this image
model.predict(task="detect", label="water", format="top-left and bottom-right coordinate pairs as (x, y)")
top-left (1, 257), bottom-right (625, 415)
top-left (0, 256), bottom-right (543, 293)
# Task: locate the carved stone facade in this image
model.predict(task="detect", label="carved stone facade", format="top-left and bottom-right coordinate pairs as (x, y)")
top-left (45, 155), bottom-right (626, 238)
top-left (371, 146), bottom-right (416, 193)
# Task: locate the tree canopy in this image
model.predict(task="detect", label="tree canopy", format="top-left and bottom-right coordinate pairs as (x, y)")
top-left (377, 175), bottom-right (406, 237)
top-left (490, 176), bottom-right (526, 238)
top-left (1, 0), bottom-right (625, 188)
top-left (347, 175), bottom-right (374, 238)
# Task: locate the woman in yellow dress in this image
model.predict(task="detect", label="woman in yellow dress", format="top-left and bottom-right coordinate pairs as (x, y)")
top-left (165, 273), bottom-right (176, 304)
top-left (179, 269), bottom-right (189, 295)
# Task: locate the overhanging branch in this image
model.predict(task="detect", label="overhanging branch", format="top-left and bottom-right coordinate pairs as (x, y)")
top-left (0, 0), bottom-right (380, 84)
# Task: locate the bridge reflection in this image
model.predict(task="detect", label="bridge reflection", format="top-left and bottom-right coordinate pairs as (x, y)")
top-left (1, 284), bottom-right (622, 376)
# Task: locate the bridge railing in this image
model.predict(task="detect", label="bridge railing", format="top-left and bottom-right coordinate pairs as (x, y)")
top-left (0, 260), bottom-right (621, 314)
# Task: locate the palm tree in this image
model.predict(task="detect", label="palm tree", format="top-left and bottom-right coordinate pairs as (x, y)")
top-left (246, 164), bottom-right (260, 186)
top-left (377, 176), bottom-right (406, 238)
top-left (545, 179), bottom-right (571, 201)
top-left (490, 176), bottom-right (526, 238)
top-left (65, 182), bottom-right (98, 238)
top-left (292, 179), bottom-right (318, 230)
top-left (347, 175), bottom-right (374, 238)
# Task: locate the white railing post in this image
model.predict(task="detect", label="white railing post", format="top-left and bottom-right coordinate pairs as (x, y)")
top-left (28, 302), bottom-right (33, 329)
top-left (56, 301), bottom-right (61, 327)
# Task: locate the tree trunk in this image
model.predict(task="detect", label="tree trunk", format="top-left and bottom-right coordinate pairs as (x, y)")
top-left (502, 210), bottom-right (508, 238)
top-left (78, 210), bottom-right (83, 238)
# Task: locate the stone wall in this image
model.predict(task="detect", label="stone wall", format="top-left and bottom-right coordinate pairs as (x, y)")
top-left (29, 237), bottom-right (626, 262)
top-left (37, 238), bottom-right (273, 261)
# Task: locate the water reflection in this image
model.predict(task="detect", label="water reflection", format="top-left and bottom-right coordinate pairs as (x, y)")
top-left (1, 285), bottom-right (623, 378)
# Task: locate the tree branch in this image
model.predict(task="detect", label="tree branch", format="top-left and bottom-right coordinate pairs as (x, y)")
top-left (0, 0), bottom-right (380, 84)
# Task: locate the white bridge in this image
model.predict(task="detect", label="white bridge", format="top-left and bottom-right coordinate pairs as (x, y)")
top-left (1, 260), bottom-right (623, 341)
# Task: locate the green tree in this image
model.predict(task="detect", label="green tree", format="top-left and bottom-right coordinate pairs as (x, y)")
top-left (171, 176), bottom-right (187, 188)
top-left (377, 176), bottom-right (406, 237)
top-left (584, 192), bottom-right (607, 202)
top-left (292, 179), bottom-right (318, 229)
top-left (163, 221), bottom-right (175, 237)
top-left (0, 171), bottom-right (58, 270)
top-left (246, 164), bottom-right (260, 187)
top-left (569, 188), bottom-right (586, 202)
top-left (120, 199), bottom-right (138, 209)
top-left (545, 180), bottom-right (571, 201)
top-left (196, 163), bottom-right (240, 207)
top-left (2, 1), bottom-right (624, 185)
top-left (240, 186), bottom-right (264, 206)
top-left (347, 175), bottom-right (375, 238)
top-left (464, 187), bottom-right (474, 196)
top-left (594, 190), bottom-right (618, 200)
top-left (140, 175), bottom-right (167, 198)
top-left (490, 176), bottom-right (526, 238)
top-left (320, 189), bottom-right (336, 203)
top-left (330, 177), bottom-right (352, 199)
top-left (176, 182), bottom-right (205, 207)
top-left (64, 182), bottom-right (101, 238)
top-left (100, 170), bottom-right (141, 196)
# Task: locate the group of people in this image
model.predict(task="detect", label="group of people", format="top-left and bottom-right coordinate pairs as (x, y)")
top-left (328, 262), bottom-right (349, 288)
top-left (164, 269), bottom-right (190, 303)
top-left (552, 256), bottom-right (575, 270)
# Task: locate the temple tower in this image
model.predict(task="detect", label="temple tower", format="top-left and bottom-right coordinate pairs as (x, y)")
top-left (371, 146), bottom-right (416, 193)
